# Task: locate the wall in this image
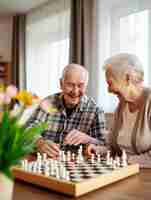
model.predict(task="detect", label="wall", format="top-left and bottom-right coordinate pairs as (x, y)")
top-left (0, 16), bottom-right (13, 62)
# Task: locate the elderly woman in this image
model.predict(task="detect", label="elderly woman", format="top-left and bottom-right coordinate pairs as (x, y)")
top-left (87, 53), bottom-right (151, 168)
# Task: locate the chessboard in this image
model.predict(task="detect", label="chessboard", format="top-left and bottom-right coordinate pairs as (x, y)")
top-left (12, 148), bottom-right (139, 197)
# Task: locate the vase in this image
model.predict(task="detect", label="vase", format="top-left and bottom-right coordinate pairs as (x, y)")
top-left (0, 172), bottom-right (14, 200)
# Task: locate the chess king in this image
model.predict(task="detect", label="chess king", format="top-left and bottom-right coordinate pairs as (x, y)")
top-left (26, 64), bottom-right (106, 158)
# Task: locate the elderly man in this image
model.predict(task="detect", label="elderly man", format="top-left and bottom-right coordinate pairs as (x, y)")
top-left (27, 63), bottom-right (106, 158)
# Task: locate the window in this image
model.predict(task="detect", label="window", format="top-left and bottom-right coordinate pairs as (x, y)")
top-left (120, 10), bottom-right (149, 85)
top-left (26, 0), bottom-right (71, 98)
top-left (96, 0), bottom-right (151, 112)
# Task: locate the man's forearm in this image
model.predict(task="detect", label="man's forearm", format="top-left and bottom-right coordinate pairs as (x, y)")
top-left (88, 136), bottom-right (100, 145)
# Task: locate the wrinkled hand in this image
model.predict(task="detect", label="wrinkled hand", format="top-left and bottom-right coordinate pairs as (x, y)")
top-left (85, 144), bottom-right (99, 156)
top-left (64, 129), bottom-right (91, 145)
top-left (85, 144), bottom-right (107, 156)
top-left (36, 138), bottom-right (60, 159)
top-left (128, 155), bottom-right (151, 168)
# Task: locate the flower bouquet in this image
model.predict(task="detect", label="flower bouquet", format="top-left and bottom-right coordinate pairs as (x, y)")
top-left (0, 84), bottom-right (47, 179)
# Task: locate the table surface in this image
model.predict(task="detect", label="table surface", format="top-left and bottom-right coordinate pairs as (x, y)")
top-left (12, 169), bottom-right (151, 200)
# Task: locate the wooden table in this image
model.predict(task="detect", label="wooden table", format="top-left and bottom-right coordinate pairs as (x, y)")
top-left (12, 169), bottom-right (151, 200)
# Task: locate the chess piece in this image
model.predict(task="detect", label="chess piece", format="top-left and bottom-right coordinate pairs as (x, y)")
top-left (97, 154), bottom-right (101, 162)
top-left (42, 153), bottom-right (47, 162)
top-left (121, 150), bottom-right (128, 167)
top-left (22, 159), bottom-right (28, 171)
top-left (115, 156), bottom-right (120, 167)
top-left (91, 153), bottom-right (95, 163)
top-left (106, 150), bottom-right (111, 165)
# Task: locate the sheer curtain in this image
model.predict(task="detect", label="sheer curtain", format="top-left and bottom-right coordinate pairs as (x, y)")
top-left (95, 0), bottom-right (151, 112)
top-left (26, 0), bottom-right (71, 98)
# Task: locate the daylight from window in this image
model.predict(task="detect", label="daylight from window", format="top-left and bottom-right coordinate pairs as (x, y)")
top-left (120, 10), bottom-right (148, 85)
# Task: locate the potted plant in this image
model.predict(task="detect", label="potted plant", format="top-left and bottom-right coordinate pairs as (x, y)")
top-left (0, 85), bottom-right (47, 200)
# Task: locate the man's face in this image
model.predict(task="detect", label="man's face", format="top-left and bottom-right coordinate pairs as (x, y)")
top-left (60, 70), bottom-right (87, 108)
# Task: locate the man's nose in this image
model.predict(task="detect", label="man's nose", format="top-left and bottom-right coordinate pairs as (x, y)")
top-left (72, 85), bottom-right (80, 93)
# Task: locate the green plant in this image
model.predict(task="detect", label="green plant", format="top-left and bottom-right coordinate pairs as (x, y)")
top-left (0, 85), bottom-right (47, 178)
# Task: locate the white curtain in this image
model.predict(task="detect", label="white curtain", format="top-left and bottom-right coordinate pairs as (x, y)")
top-left (26, 0), bottom-right (71, 98)
top-left (94, 0), bottom-right (151, 112)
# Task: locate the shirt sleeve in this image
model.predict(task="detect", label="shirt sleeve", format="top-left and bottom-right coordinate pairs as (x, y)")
top-left (89, 107), bottom-right (107, 145)
top-left (26, 106), bottom-right (49, 128)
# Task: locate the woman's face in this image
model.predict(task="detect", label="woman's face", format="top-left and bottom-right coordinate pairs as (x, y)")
top-left (105, 68), bottom-right (135, 102)
top-left (105, 69), bottom-right (122, 96)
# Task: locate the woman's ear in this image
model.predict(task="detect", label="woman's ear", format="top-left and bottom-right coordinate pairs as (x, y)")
top-left (125, 72), bottom-right (131, 85)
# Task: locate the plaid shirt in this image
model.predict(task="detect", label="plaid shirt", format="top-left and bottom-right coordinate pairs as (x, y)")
top-left (26, 93), bottom-right (106, 145)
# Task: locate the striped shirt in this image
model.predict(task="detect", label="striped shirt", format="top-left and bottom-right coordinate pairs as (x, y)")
top-left (26, 93), bottom-right (106, 145)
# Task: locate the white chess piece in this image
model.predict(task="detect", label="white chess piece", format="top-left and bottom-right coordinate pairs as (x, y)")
top-left (23, 159), bottom-right (28, 171)
top-left (42, 153), bottom-right (47, 162)
top-left (106, 150), bottom-right (111, 165)
top-left (67, 151), bottom-right (71, 161)
top-left (91, 154), bottom-right (95, 163)
top-left (72, 153), bottom-right (75, 160)
top-left (33, 162), bottom-right (38, 173)
top-left (97, 154), bottom-right (101, 162)
top-left (112, 160), bottom-right (117, 169)
top-left (65, 171), bottom-right (70, 181)
top-left (121, 150), bottom-right (127, 167)
top-left (115, 156), bottom-right (120, 167)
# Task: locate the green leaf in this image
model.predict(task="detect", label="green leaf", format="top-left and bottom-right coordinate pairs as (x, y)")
top-left (0, 112), bottom-right (47, 179)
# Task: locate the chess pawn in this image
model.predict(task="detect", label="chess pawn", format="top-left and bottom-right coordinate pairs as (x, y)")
top-left (121, 150), bottom-right (128, 167)
top-left (109, 157), bottom-right (113, 166)
top-left (59, 165), bottom-right (66, 179)
top-left (112, 160), bottom-right (117, 169)
top-left (106, 150), bottom-right (110, 158)
top-left (62, 151), bottom-right (66, 162)
top-left (21, 160), bottom-right (25, 170)
top-left (65, 171), bottom-right (70, 181)
top-left (72, 153), bottom-right (75, 160)
top-left (44, 165), bottom-right (50, 176)
top-left (106, 151), bottom-right (111, 165)
top-left (79, 145), bottom-right (83, 154)
top-left (42, 153), bottom-right (47, 162)
top-left (97, 154), bottom-right (101, 162)
top-left (115, 156), bottom-right (120, 167)
top-left (67, 151), bottom-right (71, 161)
top-left (50, 164), bottom-right (55, 176)
top-left (91, 153), bottom-right (95, 163)
top-left (33, 162), bottom-right (38, 173)
top-left (27, 163), bottom-right (33, 172)
top-left (37, 152), bottom-right (41, 160)
top-left (58, 150), bottom-right (62, 161)
top-left (23, 159), bottom-right (28, 171)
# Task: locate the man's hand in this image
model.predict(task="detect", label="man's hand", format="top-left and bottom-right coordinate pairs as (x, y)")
top-left (36, 138), bottom-right (60, 159)
top-left (64, 129), bottom-right (92, 145)
top-left (85, 144), bottom-right (108, 156)
top-left (85, 144), bottom-right (100, 156)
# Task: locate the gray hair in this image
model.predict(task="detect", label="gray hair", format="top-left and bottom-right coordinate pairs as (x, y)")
top-left (103, 53), bottom-right (144, 83)
top-left (61, 63), bottom-right (89, 85)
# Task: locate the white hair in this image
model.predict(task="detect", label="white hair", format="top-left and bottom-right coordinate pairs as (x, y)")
top-left (61, 63), bottom-right (89, 84)
top-left (103, 53), bottom-right (144, 83)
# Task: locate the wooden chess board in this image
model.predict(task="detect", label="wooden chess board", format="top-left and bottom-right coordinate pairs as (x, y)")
top-left (12, 158), bottom-right (139, 197)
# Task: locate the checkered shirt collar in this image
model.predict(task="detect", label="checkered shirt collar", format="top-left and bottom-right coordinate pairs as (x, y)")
top-left (58, 93), bottom-right (88, 112)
